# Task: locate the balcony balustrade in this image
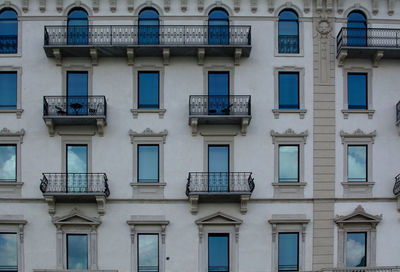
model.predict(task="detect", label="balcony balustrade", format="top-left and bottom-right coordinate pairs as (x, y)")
top-left (188, 95), bottom-right (251, 135)
top-left (320, 267), bottom-right (400, 272)
top-left (0, 35), bottom-right (17, 54)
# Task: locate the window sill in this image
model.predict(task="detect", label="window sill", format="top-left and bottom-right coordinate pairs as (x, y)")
top-left (0, 109), bottom-right (23, 119)
top-left (131, 108), bottom-right (166, 119)
top-left (272, 182), bottom-right (306, 198)
top-left (0, 53), bottom-right (22, 58)
top-left (33, 269), bottom-right (118, 272)
top-left (341, 181), bottom-right (375, 197)
top-left (130, 182), bottom-right (166, 199)
top-left (0, 182), bottom-right (23, 197)
top-left (274, 52), bottom-right (304, 57)
top-left (272, 109), bottom-right (306, 119)
top-left (342, 109), bottom-right (375, 119)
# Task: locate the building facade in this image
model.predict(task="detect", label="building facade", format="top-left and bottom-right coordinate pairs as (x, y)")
top-left (0, 0), bottom-right (399, 271)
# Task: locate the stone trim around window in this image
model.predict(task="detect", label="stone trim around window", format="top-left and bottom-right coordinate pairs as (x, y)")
top-left (0, 127), bottom-right (25, 197)
top-left (334, 205), bottom-right (382, 268)
top-left (0, 215), bottom-right (27, 272)
top-left (0, 3), bottom-right (22, 57)
top-left (273, 66), bottom-right (306, 119)
top-left (203, 65), bottom-right (235, 95)
top-left (129, 128), bottom-right (168, 199)
top-left (340, 129), bottom-right (376, 197)
top-left (268, 214), bottom-right (309, 272)
top-left (0, 66), bottom-right (23, 118)
top-left (127, 215), bottom-right (169, 272)
top-left (131, 64), bottom-right (166, 118)
top-left (203, 136), bottom-right (234, 172)
top-left (342, 67), bottom-right (374, 119)
top-left (270, 129), bottom-right (308, 198)
top-left (195, 212), bottom-right (242, 272)
top-left (62, 65), bottom-right (93, 96)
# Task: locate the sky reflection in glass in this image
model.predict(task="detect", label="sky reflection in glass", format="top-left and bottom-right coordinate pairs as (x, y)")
top-left (346, 232), bottom-right (366, 267)
top-left (138, 234), bottom-right (158, 272)
top-left (67, 234), bottom-right (88, 270)
top-left (348, 145), bottom-right (367, 182)
top-left (0, 145), bottom-right (16, 181)
top-left (279, 145), bottom-right (299, 183)
top-left (278, 233), bottom-right (299, 271)
top-left (138, 145), bottom-right (159, 183)
top-left (208, 234), bottom-right (229, 272)
top-left (0, 233), bottom-right (17, 271)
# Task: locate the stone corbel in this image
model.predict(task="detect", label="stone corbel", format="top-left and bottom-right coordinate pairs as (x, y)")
top-left (56, 0), bottom-right (63, 13)
top-left (267, 0), bottom-right (274, 13)
top-left (234, 0), bottom-right (240, 13)
top-left (90, 48), bottom-right (98, 66)
top-left (45, 195), bottom-right (56, 215)
top-left (234, 225), bottom-right (240, 242)
top-left (198, 225), bottom-right (203, 243)
top-left (372, 50), bottom-right (384, 67)
top-left (95, 196), bottom-right (106, 215)
top-left (127, 0), bottom-right (134, 12)
top-left (96, 119), bottom-right (105, 136)
top-left (388, 0), bottom-right (394, 16)
top-left (240, 117), bottom-right (250, 136)
top-left (250, 0), bottom-right (257, 13)
top-left (397, 197), bottom-right (400, 211)
top-left (109, 0), bottom-right (117, 13)
top-left (316, 0), bottom-right (323, 13)
top-left (44, 119), bottom-right (55, 137)
top-left (302, 224), bottom-right (307, 241)
top-left (197, 0), bottom-right (204, 12)
top-left (372, 0), bottom-right (379, 15)
top-left (164, 0), bottom-right (171, 12)
top-left (326, 0), bottom-right (333, 13)
top-left (240, 195), bottom-right (250, 214)
top-left (92, 0), bottom-right (100, 13)
top-left (189, 195), bottom-right (199, 214)
top-left (181, 0), bottom-right (187, 12)
top-left (190, 117), bottom-right (198, 136)
top-left (53, 49), bottom-right (62, 66)
top-left (271, 224), bottom-right (277, 242)
top-left (22, 0), bottom-right (29, 13)
top-left (303, 0), bottom-right (311, 14)
top-left (127, 48), bottom-right (135, 65)
top-left (16, 109), bottom-right (23, 119)
top-left (234, 48), bottom-right (242, 66)
top-left (130, 225), bottom-right (135, 243)
top-left (163, 48), bottom-right (170, 65)
top-left (337, 0), bottom-right (344, 14)
top-left (337, 50), bottom-right (347, 67)
top-left (161, 225), bottom-right (166, 243)
top-left (197, 48), bottom-right (205, 65)
top-left (39, 0), bottom-right (46, 12)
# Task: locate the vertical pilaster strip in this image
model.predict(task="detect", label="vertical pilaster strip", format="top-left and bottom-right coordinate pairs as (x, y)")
top-left (312, 3), bottom-right (336, 270)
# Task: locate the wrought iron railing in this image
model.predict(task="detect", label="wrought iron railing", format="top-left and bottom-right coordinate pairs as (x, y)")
top-left (394, 174), bottom-right (400, 196)
top-left (0, 35), bottom-right (17, 54)
top-left (40, 173), bottom-right (110, 197)
top-left (337, 27), bottom-right (400, 53)
top-left (44, 25), bottom-right (251, 46)
top-left (189, 95), bottom-right (251, 116)
top-left (396, 101), bottom-right (400, 125)
top-left (321, 267), bottom-right (400, 272)
top-left (186, 172), bottom-right (254, 196)
top-left (43, 96), bottom-right (106, 117)
top-left (278, 35), bottom-right (299, 53)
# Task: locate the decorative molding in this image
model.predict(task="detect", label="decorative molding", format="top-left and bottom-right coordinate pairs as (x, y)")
top-left (39, 0), bottom-right (46, 12)
top-left (163, 48), bottom-right (170, 65)
top-left (22, 0), bottom-right (29, 13)
top-left (267, 0), bottom-right (274, 13)
top-left (272, 182), bottom-right (307, 198)
top-left (316, 0), bottom-right (323, 13)
top-left (341, 109), bottom-right (375, 119)
top-left (127, 0), bottom-right (134, 12)
top-left (181, 0), bottom-right (187, 12)
top-left (56, 0), bottom-right (63, 13)
top-left (197, 0), bottom-right (204, 12)
top-left (189, 195), bottom-right (199, 214)
top-left (326, 0), bottom-right (333, 12)
top-left (164, 0), bottom-right (170, 12)
top-left (341, 182), bottom-right (375, 198)
top-left (268, 214), bottom-right (310, 227)
top-left (337, 0), bottom-right (344, 14)
top-left (373, 50), bottom-right (384, 67)
top-left (129, 128), bottom-right (168, 144)
top-left (0, 127), bottom-right (25, 143)
top-left (334, 205), bottom-right (382, 226)
top-left (372, 0), bottom-right (379, 15)
top-left (197, 48), bottom-right (205, 65)
top-left (52, 208), bottom-right (101, 227)
top-left (270, 129), bottom-right (308, 144)
top-left (340, 129), bottom-right (377, 144)
top-left (130, 108), bottom-right (166, 118)
top-left (234, 0), bottom-right (240, 13)
top-left (272, 109), bottom-right (307, 119)
top-left (250, 0), bottom-right (257, 13)
top-left (303, 0), bottom-right (310, 14)
top-left (92, 0), bottom-right (100, 13)
top-left (127, 216), bottom-right (169, 227)
top-left (0, 215), bottom-right (27, 225)
top-left (195, 212), bottom-right (242, 227)
top-left (234, 48), bottom-right (242, 66)
top-left (44, 196), bottom-right (56, 215)
top-left (127, 48), bottom-right (134, 65)
top-left (90, 48), bottom-right (98, 66)
top-left (52, 48), bottom-right (62, 66)
top-left (387, 0), bottom-right (394, 16)
top-left (109, 0), bottom-right (117, 12)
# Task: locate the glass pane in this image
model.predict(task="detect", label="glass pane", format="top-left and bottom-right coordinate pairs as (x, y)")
top-left (138, 145), bottom-right (159, 183)
top-left (279, 146), bottom-right (299, 183)
top-left (208, 72), bottom-right (229, 115)
top-left (278, 233), bottom-right (299, 271)
top-left (0, 9), bottom-right (17, 54)
top-left (67, 9), bottom-right (88, 45)
top-left (346, 232), bottom-right (367, 267)
top-left (278, 10), bottom-right (299, 53)
top-left (138, 72), bottom-right (159, 109)
top-left (0, 145), bottom-right (16, 181)
top-left (208, 9), bottom-right (229, 45)
top-left (347, 12), bottom-right (367, 46)
top-left (348, 145), bottom-right (367, 182)
top-left (138, 9), bottom-right (159, 45)
top-left (0, 233), bottom-right (17, 272)
top-left (348, 73), bottom-right (367, 110)
top-left (67, 234), bottom-right (88, 270)
top-left (208, 146), bottom-right (229, 192)
top-left (138, 234), bottom-right (159, 272)
top-left (208, 234), bottom-right (229, 272)
top-left (67, 145), bottom-right (88, 193)
top-left (0, 72), bottom-right (17, 109)
top-left (67, 72), bottom-right (88, 115)
top-left (279, 72), bottom-right (299, 109)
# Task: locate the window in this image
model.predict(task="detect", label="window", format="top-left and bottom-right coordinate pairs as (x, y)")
top-left (0, 144), bottom-right (16, 182)
top-left (208, 145), bottom-right (229, 192)
top-left (208, 8), bottom-right (229, 45)
top-left (278, 233), bottom-right (299, 271)
top-left (138, 8), bottom-right (159, 45)
top-left (138, 145), bottom-right (159, 183)
top-left (347, 10), bottom-right (367, 47)
top-left (348, 73), bottom-right (367, 110)
top-left (347, 145), bottom-right (367, 182)
top-left (0, 233), bottom-right (17, 271)
top-left (0, 72), bottom-right (17, 109)
top-left (0, 9), bottom-right (17, 54)
top-left (138, 234), bottom-right (159, 272)
top-left (67, 71), bottom-right (88, 115)
top-left (208, 233), bottom-right (229, 272)
top-left (138, 72), bottom-right (159, 109)
top-left (67, 8), bottom-right (88, 45)
top-left (278, 145), bottom-right (299, 183)
top-left (66, 144), bottom-right (88, 193)
top-left (67, 234), bottom-right (88, 270)
top-left (208, 72), bottom-right (229, 115)
top-left (346, 232), bottom-right (367, 268)
top-left (278, 9), bottom-right (299, 53)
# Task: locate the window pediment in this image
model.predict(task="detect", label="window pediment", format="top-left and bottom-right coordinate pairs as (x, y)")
top-left (52, 208), bottom-right (101, 227)
top-left (195, 212), bottom-right (242, 226)
top-left (334, 205), bottom-right (382, 225)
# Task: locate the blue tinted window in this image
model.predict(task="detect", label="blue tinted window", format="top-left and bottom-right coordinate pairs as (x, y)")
top-left (208, 9), bottom-right (229, 45)
top-left (67, 8), bottom-right (88, 45)
top-left (138, 72), bottom-right (159, 109)
top-left (278, 10), bottom-right (299, 53)
top-left (138, 8), bottom-right (159, 45)
top-left (348, 145), bottom-right (367, 182)
top-left (138, 145), bottom-right (159, 183)
top-left (208, 234), bottom-right (229, 272)
top-left (279, 72), bottom-right (299, 109)
top-left (348, 73), bottom-right (367, 110)
top-left (67, 234), bottom-right (88, 270)
top-left (138, 234), bottom-right (159, 272)
top-left (208, 145), bottom-right (229, 192)
top-left (0, 72), bottom-right (17, 109)
top-left (208, 72), bottom-right (229, 115)
top-left (278, 233), bottom-right (299, 271)
top-left (67, 72), bottom-right (88, 115)
top-left (0, 233), bottom-right (17, 271)
top-left (346, 232), bottom-right (367, 267)
top-left (279, 145), bottom-right (299, 183)
top-left (0, 9), bottom-right (17, 54)
top-left (67, 145), bottom-right (88, 193)
top-left (0, 145), bottom-right (16, 182)
top-left (347, 11), bottom-right (367, 46)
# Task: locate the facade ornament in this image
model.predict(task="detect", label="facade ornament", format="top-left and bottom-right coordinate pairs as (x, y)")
top-left (129, 128), bottom-right (168, 144)
top-left (270, 129), bottom-right (308, 144)
top-left (92, 0), bottom-right (99, 12)
top-left (234, 0), bottom-right (240, 13)
top-left (337, 0), bottom-right (344, 14)
top-left (56, 0), bottom-right (63, 13)
top-left (316, 19), bottom-right (332, 38)
top-left (0, 128), bottom-right (25, 143)
top-left (22, 0), bottom-right (29, 13)
top-left (303, 0), bottom-right (310, 14)
top-left (181, 0), bottom-right (187, 12)
top-left (250, 0), bottom-right (257, 13)
top-left (387, 0), bottom-right (394, 16)
top-left (163, 0), bottom-right (170, 12)
top-left (39, 0), bottom-right (46, 12)
top-left (340, 129), bottom-right (377, 143)
top-left (197, 0), bottom-right (204, 12)
top-left (372, 0), bottom-right (379, 15)
top-left (109, 0), bottom-right (117, 13)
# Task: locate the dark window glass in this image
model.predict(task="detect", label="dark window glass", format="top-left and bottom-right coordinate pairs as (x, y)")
top-left (0, 233), bottom-right (17, 272)
top-left (278, 233), bottom-right (299, 271)
top-left (0, 145), bottom-right (16, 182)
top-left (208, 72), bottom-right (229, 115)
top-left (278, 145), bottom-right (299, 183)
top-left (346, 232), bottom-right (367, 267)
top-left (0, 72), bottom-right (17, 109)
top-left (138, 145), bottom-right (159, 183)
top-left (348, 145), bottom-right (367, 182)
top-left (208, 234), bottom-right (229, 272)
top-left (0, 9), bottom-right (17, 54)
top-left (347, 11), bottom-right (367, 46)
top-left (208, 9), bottom-right (229, 45)
top-left (67, 8), bottom-right (88, 45)
top-left (138, 8), bottom-right (159, 45)
top-left (279, 72), bottom-right (299, 109)
top-left (138, 72), bottom-right (159, 109)
top-left (208, 145), bottom-right (229, 192)
top-left (66, 145), bottom-right (88, 193)
top-left (138, 234), bottom-right (159, 272)
top-left (278, 9), bottom-right (299, 53)
top-left (67, 71), bottom-right (88, 115)
top-left (67, 234), bottom-right (88, 270)
top-left (348, 73), bottom-right (367, 110)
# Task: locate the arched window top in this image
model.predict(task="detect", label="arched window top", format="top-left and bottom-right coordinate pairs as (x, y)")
top-left (278, 8), bottom-right (299, 53)
top-left (347, 10), bottom-right (366, 28)
top-left (209, 8), bottom-right (229, 21)
top-left (68, 8), bottom-right (88, 20)
top-left (279, 9), bottom-right (298, 21)
top-left (139, 8), bottom-right (159, 20)
top-left (0, 8), bottom-right (18, 53)
top-left (0, 8), bottom-right (17, 20)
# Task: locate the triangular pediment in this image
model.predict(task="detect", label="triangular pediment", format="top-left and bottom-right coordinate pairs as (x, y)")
top-left (335, 205), bottom-right (382, 224)
top-left (52, 208), bottom-right (101, 226)
top-left (195, 212), bottom-right (242, 226)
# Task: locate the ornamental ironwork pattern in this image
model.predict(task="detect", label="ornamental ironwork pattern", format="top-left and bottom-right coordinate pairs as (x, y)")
top-left (337, 27), bottom-right (400, 53)
top-left (394, 174), bottom-right (400, 196)
top-left (186, 172), bottom-right (254, 196)
top-left (0, 35), bottom-right (17, 54)
top-left (396, 101), bottom-right (400, 125)
top-left (43, 96), bottom-right (106, 117)
top-left (278, 35), bottom-right (299, 53)
top-left (189, 95), bottom-right (251, 116)
top-left (40, 173), bottom-right (110, 197)
top-left (44, 25), bottom-right (251, 46)
top-left (320, 266), bottom-right (400, 272)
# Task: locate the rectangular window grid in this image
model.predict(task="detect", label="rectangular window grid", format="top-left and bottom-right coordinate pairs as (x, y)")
top-left (346, 232), bottom-right (367, 268)
top-left (0, 233), bottom-right (17, 272)
top-left (348, 73), bottom-right (367, 110)
top-left (0, 72), bottom-right (17, 109)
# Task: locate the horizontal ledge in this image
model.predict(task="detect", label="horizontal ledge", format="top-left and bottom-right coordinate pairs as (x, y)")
top-left (272, 109), bottom-right (307, 113)
top-left (33, 270), bottom-right (118, 272)
top-left (130, 182), bottom-right (167, 187)
top-left (188, 192), bottom-right (252, 195)
top-left (127, 220), bottom-right (169, 226)
top-left (341, 182), bottom-right (375, 187)
top-left (0, 109), bottom-right (23, 113)
top-left (42, 193), bottom-right (108, 196)
top-left (272, 182), bottom-right (307, 187)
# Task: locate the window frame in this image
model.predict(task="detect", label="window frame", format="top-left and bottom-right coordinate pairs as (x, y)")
top-left (62, 65), bottom-right (93, 96)
top-left (65, 233), bottom-right (89, 270)
top-left (61, 136), bottom-right (92, 173)
top-left (204, 137), bottom-right (234, 173)
top-left (0, 5), bottom-right (21, 57)
top-left (0, 66), bottom-right (22, 118)
top-left (207, 233), bottom-right (230, 272)
top-left (347, 145), bottom-right (368, 183)
top-left (345, 231), bottom-right (367, 268)
top-left (137, 233), bottom-right (159, 272)
top-left (278, 71), bottom-right (300, 110)
top-left (278, 232), bottom-right (300, 272)
top-left (137, 144), bottom-right (160, 183)
top-left (0, 144), bottom-right (17, 182)
top-left (0, 216), bottom-right (26, 272)
top-left (278, 9), bottom-right (299, 54)
top-left (278, 144), bottom-right (300, 183)
top-left (138, 71), bottom-right (160, 109)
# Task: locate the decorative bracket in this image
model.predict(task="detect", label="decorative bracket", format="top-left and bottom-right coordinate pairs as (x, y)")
top-left (44, 119), bottom-right (55, 137)
top-left (189, 195), bottom-right (199, 214)
top-left (96, 118), bottom-right (105, 136)
top-left (372, 50), bottom-right (384, 67)
top-left (45, 196), bottom-right (56, 215)
top-left (127, 0), bottom-right (134, 12)
top-left (181, 0), bottom-right (187, 12)
top-left (234, 48), bottom-right (242, 66)
top-left (92, 0), bottom-right (100, 13)
top-left (197, 48), bottom-right (205, 65)
top-left (240, 195), bottom-right (250, 214)
top-left (250, 0), bottom-right (257, 13)
top-left (163, 48), bottom-right (170, 65)
top-left (39, 0), bottom-right (46, 12)
top-left (337, 0), bottom-right (344, 14)
top-left (56, 0), bottom-right (63, 13)
top-left (90, 48), bottom-right (98, 66)
top-left (22, 0), bottom-right (29, 13)
top-left (109, 0), bottom-right (117, 12)
top-left (197, 0), bottom-right (204, 12)
top-left (190, 117), bottom-right (198, 136)
top-left (388, 0), bottom-right (394, 16)
top-left (127, 48), bottom-right (134, 65)
top-left (234, 0), bottom-right (240, 13)
top-left (372, 0), bottom-right (379, 15)
top-left (303, 0), bottom-right (310, 13)
top-left (164, 0), bottom-right (171, 12)
top-left (337, 50), bottom-right (347, 67)
top-left (53, 49), bottom-right (62, 66)
top-left (241, 117), bottom-right (250, 136)
top-left (267, 0), bottom-right (274, 13)
top-left (95, 196), bottom-right (106, 215)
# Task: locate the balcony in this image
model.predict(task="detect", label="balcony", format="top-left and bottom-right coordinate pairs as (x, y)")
top-left (44, 25), bottom-right (251, 65)
top-left (188, 95), bottom-right (251, 135)
top-left (40, 173), bottom-right (110, 215)
top-left (319, 267), bottom-right (400, 272)
top-left (394, 174), bottom-right (400, 211)
top-left (43, 96), bottom-right (106, 136)
top-left (186, 172), bottom-right (254, 214)
top-left (0, 35), bottom-right (18, 54)
top-left (337, 27), bottom-right (400, 66)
